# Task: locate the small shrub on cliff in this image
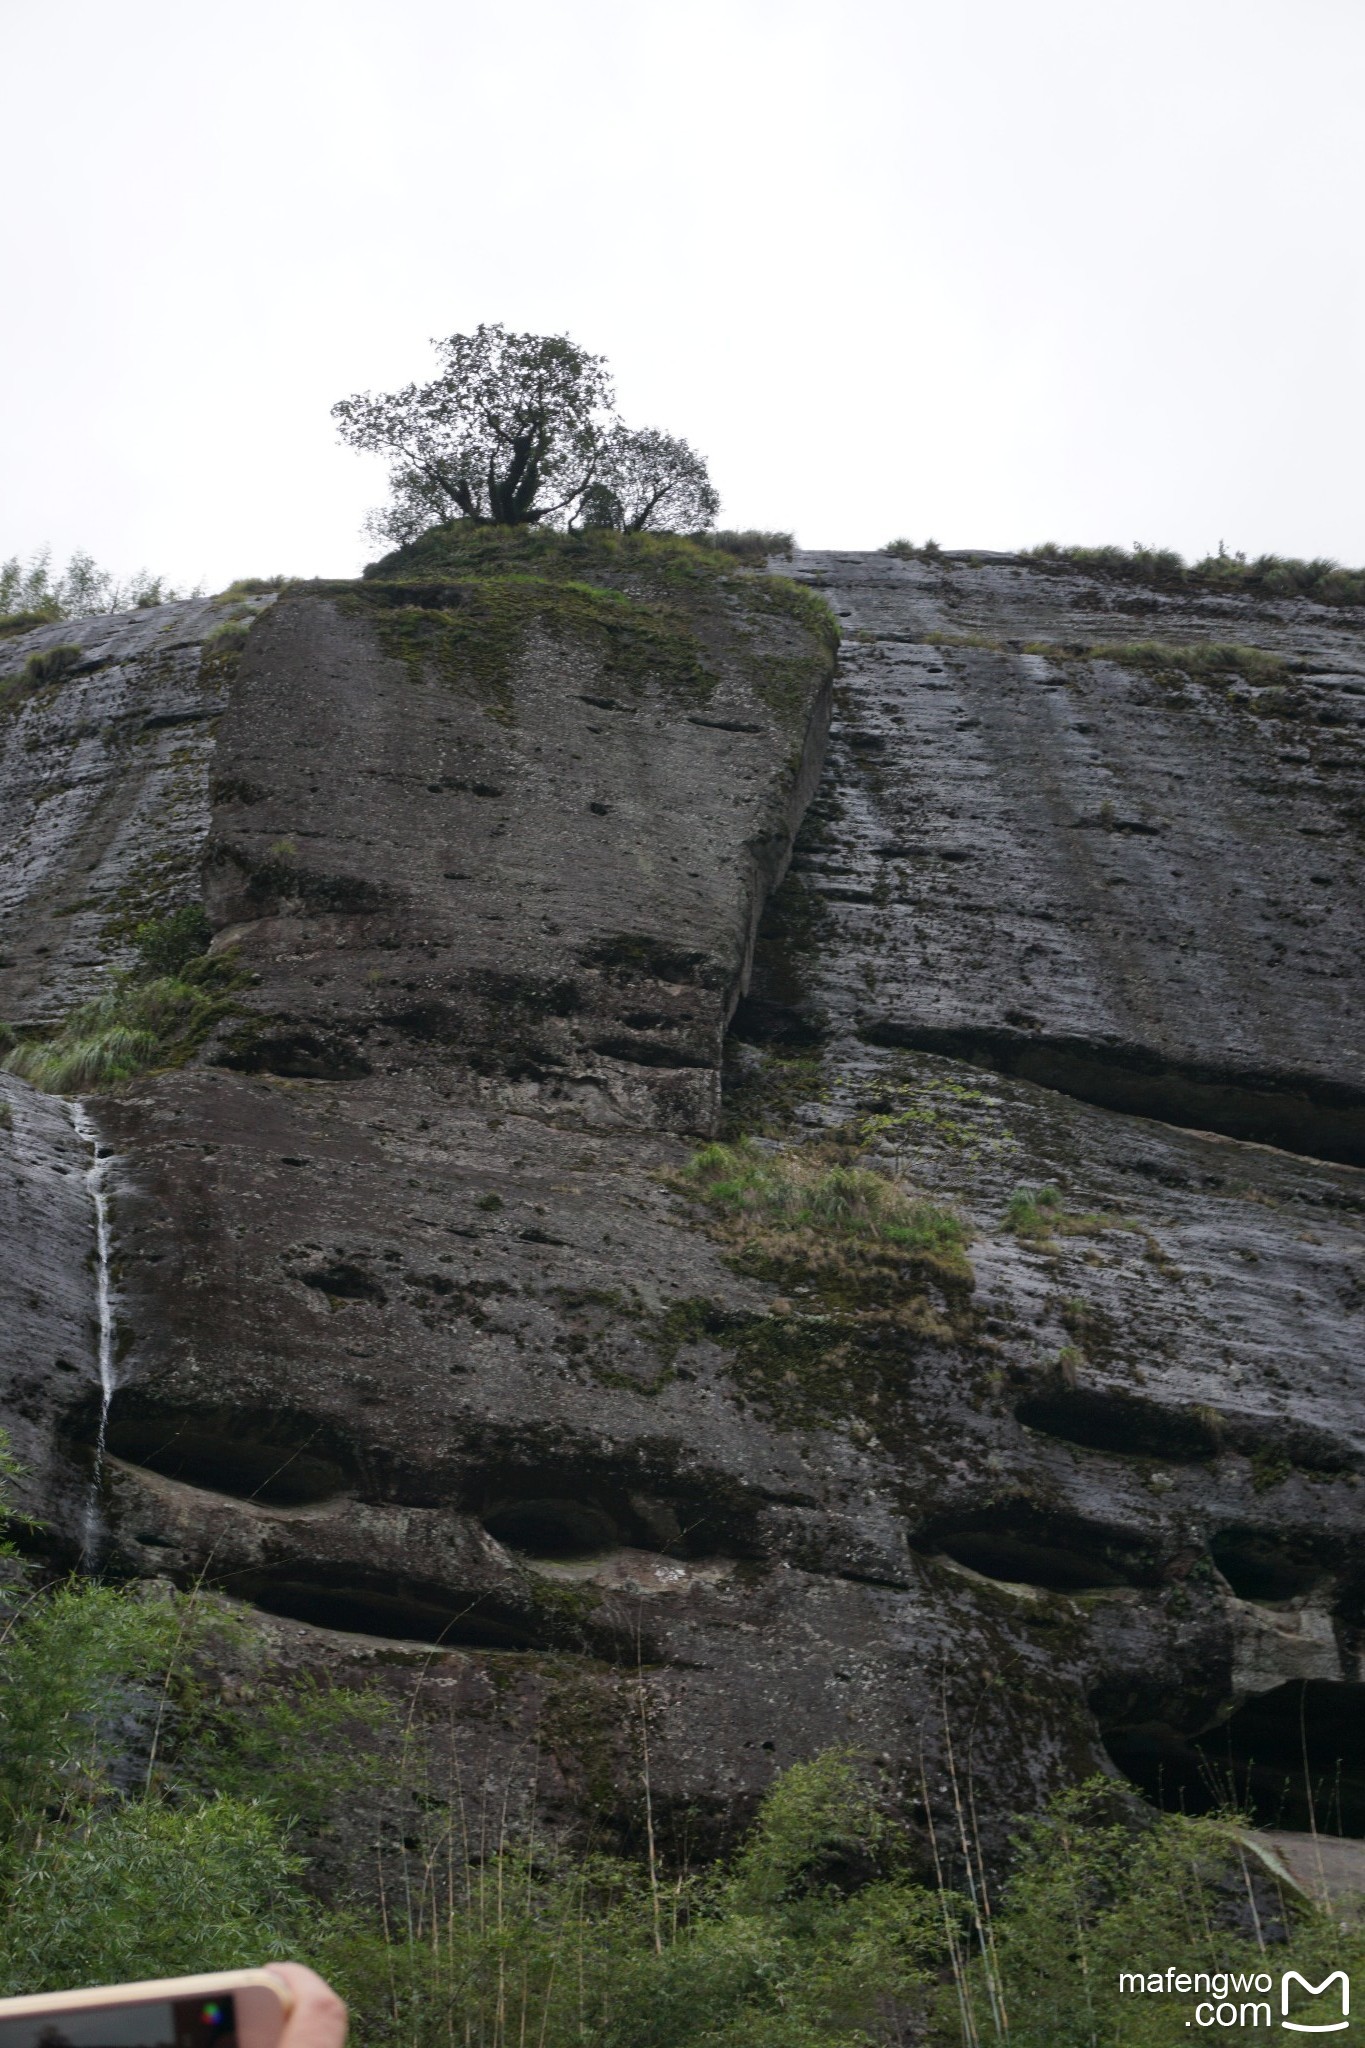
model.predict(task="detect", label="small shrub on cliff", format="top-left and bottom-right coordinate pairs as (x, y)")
top-left (0, 610), bottom-right (59, 639)
top-left (22, 643), bottom-right (83, 686)
top-left (203, 617), bottom-right (251, 655)
top-left (1, 643), bottom-right (83, 711)
top-left (676, 1138), bottom-right (972, 1319)
top-left (1004, 1184), bottom-right (1130, 1243)
top-left (133, 903), bottom-right (213, 976)
top-left (213, 575), bottom-right (290, 601)
top-left (3, 939), bottom-right (237, 1095)
top-left (1027, 540), bottom-right (1365, 607)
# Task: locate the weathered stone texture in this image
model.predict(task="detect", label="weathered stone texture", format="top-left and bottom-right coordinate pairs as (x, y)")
top-left (203, 566), bottom-right (831, 1134)
top-left (771, 550), bottom-right (1365, 1162)
top-left (0, 1074), bottom-right (100, 1537)
top-left (3, 542), bottom-right (1364, 1860)
top-left (0, 596), bottom-right (274, 1023)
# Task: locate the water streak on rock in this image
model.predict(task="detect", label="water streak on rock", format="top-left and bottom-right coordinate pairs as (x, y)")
top-left (68, 1099), bottom-right (116, 1564)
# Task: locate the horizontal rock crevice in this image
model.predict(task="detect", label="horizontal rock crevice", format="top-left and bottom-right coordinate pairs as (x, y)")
top-left (859, 1017), bottom-right (1365, 1167)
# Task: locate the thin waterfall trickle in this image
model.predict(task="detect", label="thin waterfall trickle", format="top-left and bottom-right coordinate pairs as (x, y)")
top-left (68, 1099), bottom-right (116, 1565)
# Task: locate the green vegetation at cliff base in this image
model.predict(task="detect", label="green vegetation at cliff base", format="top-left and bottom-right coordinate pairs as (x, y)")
top-left (0, 1553), bottom-right (1358, 2047)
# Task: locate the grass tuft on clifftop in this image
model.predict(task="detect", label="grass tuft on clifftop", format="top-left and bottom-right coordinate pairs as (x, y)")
top-left (1027, 540), bottom-right (1365, 606)
top-left (307, 524), bottom-right (839, 726)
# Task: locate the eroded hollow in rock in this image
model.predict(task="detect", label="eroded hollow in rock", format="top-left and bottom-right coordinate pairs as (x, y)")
top-left (219, 1028), bottom-right (371, 1081)
top-left (858, 1020), bottom-right (1365, 1169)
top-left (105, 1403), bottom-right (353, 1507)
top-left (1018, 1387), bottom-right (1221, 1462)
top-left (1103, 1680), bottom-right (1365, 1836)
top-left (232, 1568), bottom-right (555, 1649)
top-left (925, 1504), bottom-right (1156, 1591)
top-left (296, 1260), bottom-right (387, 1305)
top-left (473, 1449), bottom-right (749, 1558)
top-left (1212, 1527), bottom-right (1324, 1602)
top-left (484, 1498), bottom-right (620, 1559)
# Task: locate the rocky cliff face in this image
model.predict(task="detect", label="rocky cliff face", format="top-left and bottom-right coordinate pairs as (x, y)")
top-left (2, 538), bottom-right (1362, 1864)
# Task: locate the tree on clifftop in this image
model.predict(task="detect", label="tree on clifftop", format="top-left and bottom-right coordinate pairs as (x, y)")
top-left (333, 323), bottom-right (719, 541)
top-left (582, 423), bottom-right (719, 534)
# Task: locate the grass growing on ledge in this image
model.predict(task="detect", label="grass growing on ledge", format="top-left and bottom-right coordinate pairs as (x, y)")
top-left (1027, 540), bottom-right (1365, 606)
top-left (685, 1139), bottom-right (964, 1250)
top-left (926, 632), bottom-right (1294, 689)
top-left (675, 1136), bottom-right (973, 1314)
top-left (1004, 1184), bottom-right (1132, 1243)
top-left (1047, 640), bottom-right (1292, 686)
top-left (1, 642), bottom-right (84, 714)
top-left (3, 908), bottom-right (240, 1094)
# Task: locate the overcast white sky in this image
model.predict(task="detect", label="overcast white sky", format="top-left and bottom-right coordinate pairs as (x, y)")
top-left (4, 0), bottom-right (1363, 590)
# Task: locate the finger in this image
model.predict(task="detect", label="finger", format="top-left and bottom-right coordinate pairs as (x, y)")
top-left (263, 1964), bottom-right (348, 2048)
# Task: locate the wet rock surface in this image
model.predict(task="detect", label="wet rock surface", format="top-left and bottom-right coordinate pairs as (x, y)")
top-left (773, 549), bottom-right (1365, 1163)
top-left (3, 544), bottom-right (1363, 1862)
top-left (202, 567), bottom-right (830, 1134)
top-left (0, 595), bottom-right (275, 1024)
top-left (0, 1073), bottom-right (101, 1539)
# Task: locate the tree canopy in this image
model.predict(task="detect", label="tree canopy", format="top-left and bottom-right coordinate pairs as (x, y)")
top-left (0, 549), bottom-right (185, 624)
top-left (333, 324), bottom-right (719, 541)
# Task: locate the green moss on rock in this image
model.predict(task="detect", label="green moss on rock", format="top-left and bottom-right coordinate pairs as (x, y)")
top-left (296, 525), bottom-right (837, 735)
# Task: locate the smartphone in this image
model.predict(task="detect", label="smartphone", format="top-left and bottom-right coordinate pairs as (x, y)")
top-left (0, 1971), bottom-right (293, 2048)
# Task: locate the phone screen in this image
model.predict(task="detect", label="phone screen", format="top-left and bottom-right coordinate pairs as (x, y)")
top-left (0, 1995), bottom-right (237, 2048)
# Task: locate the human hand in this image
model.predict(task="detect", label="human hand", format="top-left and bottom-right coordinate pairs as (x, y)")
top-left (264, 1965), bottom-right (347, 2048)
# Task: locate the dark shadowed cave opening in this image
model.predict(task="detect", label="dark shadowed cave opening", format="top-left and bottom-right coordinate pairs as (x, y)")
top-left (855, 1020), bottom-right (1365, 1169)
top-left (217, 1027), bottom-right (372, 1080)
top-left (1102, 1680), bottom-right (1365, 1836)
top-left (1211, 1527), bottom-right (1326, 1602)
top-left (923, 1503), bottom-right (1158, 1592)
top-left (483, 1497), bottom-right (621, 1558)
top-left (104, 1402), bottom-right (354, 1506)
top-left (231, 1567), bottom-right (557, 1649)
top-left (1017, 1387), bottom-right (1221, 1462)
top-left (471, 1447), bottom-right (755, 1559)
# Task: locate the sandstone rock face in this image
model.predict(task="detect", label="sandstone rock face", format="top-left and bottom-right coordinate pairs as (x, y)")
top-left (773, 550), bottom-right (1365, 1165)
top-left (0, 1073), bottom-right (101, 1541)
top-left (730, 548), bottom-right (1365, 1842)
top-left (3, 540), bottom-right (1363, 1862)
top-left (0, 595), bottom-right (275, 1023)
top-left (202, 550), bottom-right (832, 1134)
